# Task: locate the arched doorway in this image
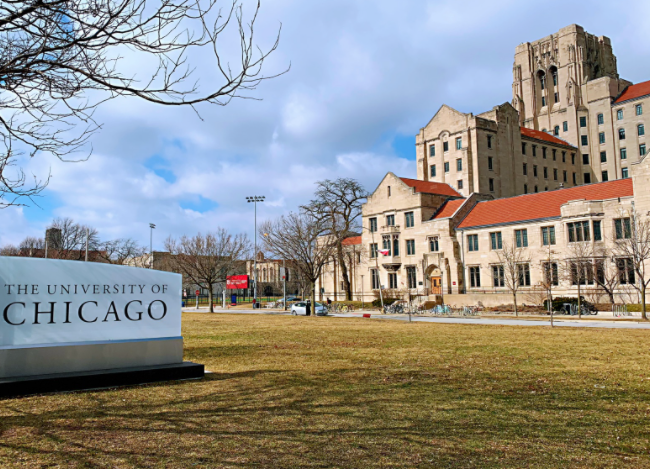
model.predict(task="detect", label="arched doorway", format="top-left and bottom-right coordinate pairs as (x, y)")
top-left (425, 265), bottom-right (442, 295)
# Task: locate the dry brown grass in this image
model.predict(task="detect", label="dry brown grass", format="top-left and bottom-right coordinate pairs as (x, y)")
top-left (1, 313), bottom-right (650, 468)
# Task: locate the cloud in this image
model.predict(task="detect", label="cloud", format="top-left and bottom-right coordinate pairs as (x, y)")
top-left (4, 0), bottom-right (650, 249)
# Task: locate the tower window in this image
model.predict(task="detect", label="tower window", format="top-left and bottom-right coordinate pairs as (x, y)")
top-left (602, 171), bottom-right (609, 182)
top-left (599, 132), bottom-right (605, 144)
top-left (641, 144), bottom-right (647, 156)
top-left (584, 173), bottom-right (591, 184)
top-left (617, 109), bottom-right (624, 120)
top-left (488, 157), bottom-right (493, 171)
top-left (621, 148), bottom-right (627, 160)
top-left (457, 180), bottom-right (463, 189)
top-left (532, 145), bottom-right (537, 157)
top-left (597, 113), bottom-right (604, 125)
top-left (582, 154), bottom-right (589, 164)
top-left (523, 163), bottom-right (527, 175)
top-left (533, 165), bottom-right (538, 177)
top-left (639, 124), bottom-right (645, 136)
top-left (489, 178), bottom-right (494, 192)
top-left (487, 135), bottom-right (493, 149)
top-left (430, 165), bottom-right (436, 177)
top-left (456, 137), bottom-right (462, 150)
top-left (563, 121), bottom-right (568, 132)
top-left (456, 159), bottom-right (462, 171)
top-left (543, 147), bottom-right (547, 158)
top-left (619, 128), bottom-right (626, 140)
top-left (542, 96), bottom-right (546, 107)
top-left (562, 151), bottom-right (566, 163)
top-left (522, 142), bottom-right (527, 155)
top-left (637, 104), bottom-right (643, 116)
top-left (443, 141), bottom-right (449, 152)
top-left (600, 151), bottom-right (607, 163)
top-left (429, 144), bottom-right (435, 157)
top-left (444, 162), bottom-right (450, 172)
top-left (580, 116), bottom-right (587, 127)
top-left (622, 167), bottom-right (629, 179)
top-left (581, 135), bottom-right (588, 146)
top-left (554, 92), bottom-right (559, 103)
top-left (552, 149), bottom-right (556, 160)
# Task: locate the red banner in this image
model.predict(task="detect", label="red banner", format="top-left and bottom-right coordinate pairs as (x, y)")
top-left (227, 275), bottom-right (249, 289)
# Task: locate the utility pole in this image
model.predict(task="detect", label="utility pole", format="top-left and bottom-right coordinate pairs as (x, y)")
top-left (246, 196), bottom-right (265, 307)
top-left (44, 239), bottom-right (48, 259)
top-left (149, 223), bottom-right (156, 269)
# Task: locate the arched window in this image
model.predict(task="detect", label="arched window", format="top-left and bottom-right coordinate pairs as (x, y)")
top-left (538, 71), bottom-right (546, 90)
top-left (262, 268), bottom-right (267, 282)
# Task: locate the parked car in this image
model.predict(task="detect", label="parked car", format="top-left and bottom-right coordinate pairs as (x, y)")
top-left (276, 296), bottom-right (301, 306)
top-left (291, 302), bottom-right (327, 316)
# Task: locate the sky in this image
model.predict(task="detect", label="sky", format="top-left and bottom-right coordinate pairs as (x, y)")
top-left (2, 0), bottom-right (650, 249)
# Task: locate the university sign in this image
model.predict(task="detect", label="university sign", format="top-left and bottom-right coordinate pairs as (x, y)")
top-left (0, 258), bottom-right (203, 396)
top-left (226, 275), bottom-right (249, 289)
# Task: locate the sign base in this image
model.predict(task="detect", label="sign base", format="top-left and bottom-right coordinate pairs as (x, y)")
top-left (0, 361), bottom-right (204, 398)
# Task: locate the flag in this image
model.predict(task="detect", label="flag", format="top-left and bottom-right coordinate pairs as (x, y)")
top-left (378, 249), bottom-right (390, 256)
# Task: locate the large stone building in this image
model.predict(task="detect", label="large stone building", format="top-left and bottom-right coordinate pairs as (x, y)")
top-left (318, 24), bottom-right (650, 306)
top-left (418, 24), bottom-right (649, 198)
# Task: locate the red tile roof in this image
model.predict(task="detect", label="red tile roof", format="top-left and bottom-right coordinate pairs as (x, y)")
top-left (342, 236), bottom-right (362, 246)
top-left (432, 199), bottom-right (466, 219)
top-left (399, 177), bottom-right (462, 197)
top-left (457, 179), bottom-right (633, 229)
top-left (520, 127), bottom-right (575, 149)
top-left (614, 80), bottom-right (650, 104)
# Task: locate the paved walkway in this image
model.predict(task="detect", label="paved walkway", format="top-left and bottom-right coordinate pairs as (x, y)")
top-left (182, 307), bottom-right (650, 329)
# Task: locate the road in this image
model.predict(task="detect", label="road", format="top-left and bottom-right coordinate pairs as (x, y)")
top-left (182, 307), bottom-right (650, 330)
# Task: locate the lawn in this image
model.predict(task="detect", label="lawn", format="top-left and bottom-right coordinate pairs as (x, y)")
top-left (1, 314), bottom-right (649, 468)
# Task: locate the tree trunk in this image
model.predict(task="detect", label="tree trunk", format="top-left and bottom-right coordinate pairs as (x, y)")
top-left (208, 287), bottom-right (214, 313)
top-left (642, 284), bottom-right (647, 321)
top-left (513, 291), bottom-right (518, 317)
top-left (337, 243), bottom-right (352, 301)
top-left (310, 281), bottom-right (316, 316)
top-left (577, 283), bottom-right (582, 319)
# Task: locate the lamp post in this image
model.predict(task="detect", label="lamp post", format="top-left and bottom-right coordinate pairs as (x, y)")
top-left (149, 223), bottom-right (156, 269)
top-left (246, 196), bottom-right (265, 307)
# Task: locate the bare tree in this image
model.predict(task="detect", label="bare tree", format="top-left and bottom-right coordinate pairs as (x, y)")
top-left (591, 243), bottom-right (621, 306)
top-left (495, 241), bottom-right (531, 317)
top-left (18, 235), bottom-right (45, 256)
top-left (301, 178), bottom-right (368, 301)
top-left (164, 229), bottom-right (250, 312)
top-left (260, 212), bottom-right (336, 312)
top-left (0, 244), bottom-right (20, 256)
top-left (47, 217), bottom-right (100, 259)
top-left (612, 211), bottom-right (650, 320)
top-left (100, 238), bottom-right (148, 265)
top-left (563, 241), bottom-right (594, 319)
top-left (0, 0), bottom-right (285, 206)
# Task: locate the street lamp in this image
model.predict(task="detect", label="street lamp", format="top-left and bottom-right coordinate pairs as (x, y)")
top-left (246, 196), bottom-right (265, 307)
top-left (149, 223), bottom-right (156, 269)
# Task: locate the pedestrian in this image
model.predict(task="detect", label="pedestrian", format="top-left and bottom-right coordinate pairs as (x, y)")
top-left (306, 299), bottom-right (312, 316)
top-left (327, 297), bottom-right (331, 306)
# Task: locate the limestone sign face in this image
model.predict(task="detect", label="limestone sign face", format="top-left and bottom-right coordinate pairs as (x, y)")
top-left (0, 257), bottom-right (181, 348)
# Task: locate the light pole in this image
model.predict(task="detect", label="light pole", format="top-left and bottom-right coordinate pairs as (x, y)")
top-left (149, 223), bottom-right (156, 269)
top-left (246, 196), bottom-right (265, 307)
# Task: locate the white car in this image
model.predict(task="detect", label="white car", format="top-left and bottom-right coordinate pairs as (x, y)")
top-left (291, 302), bottom-right (327, 316)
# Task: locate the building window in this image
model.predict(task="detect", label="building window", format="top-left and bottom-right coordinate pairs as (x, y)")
top-left (488, 156), bottom-right (493, 170)
top-left (429, 237), bottom-right (439, 252)
top-left (617, 109), bottom-right (624, 120)
top-left (639, 124), bottom-right (645, 136)
top-left (487, 135), bottom-right (492, 149)
top-left (517, 264), bottom-right (531, 286)
top-left (554, 125), bottom-right (560, 136)
top-left (571, 262), bottom-right (595, 286)
top-left (522, 142), bottom-right (527, 155)
top-left (524, 184), bottom-right (528, 194)
top-left (393, 236), bottom-right (399, 256)
top-left (597, 113), bottom-right (604, 125)
top-left (515, 229), bottom-right (528, 248)
top-left (533, 145), bottom-right (540, 157)
top-left (430, 165), bottom-right (436, 177)
top-left (382, 236), bottom-right (391, 256)
top-left (456, 137), bottom-right (462, 150)
top-left (444, 162), bottom-right (450, 172)
top-left (600, 151), bottom-right (607, 163)
top-left (490, 232), bottom-right (503, 250)
top-left (386, 215), bottom-right (395, 226)
top-left (621, 148), bottom-right (627, 160)
top-left (602, 171), bottom-right (609, 182)
top-left (534, 185), bottom-right (538, 193)
top-left (581, 135), bottom-right (588, 146)
top-left (550, 149), bottom-right (555, 160)
top-left (456, 158), bottom-right (462, 171)
top-left (617, 258), bottom-right (635, 285)
top-left (622, 167), bottom-right (629, 179)
top-left (443, 141), bottom-right (449, 152)
top-left (580, 116), bottom-right (587, 127)
top-left (615, 218), bottom-right (632, 240)
top-left (388, 273), bottom-right (398, 289)
top-left (489, 178), bottom-right (494, 192)
top-left (619, 128), bottom-right (626, 140)
top-left (492, 265), bottom-right (505, 287)
top-left (593, 220), bottom-right (602, 241)
top-left (542, 96), bottom-right (546, 107)
top-left (523, 163), bottom-right (527, 175)
top-left (583, 154), bottom-right (589, 164)
top-left (543, 167), bottom-right (548, 179)
top-left (405, 212), bottom-right (414, 228)
top-left (406, 266), bottom-right (417, 289)
top-left (571, 153), bottom-right (575, 164)
top-left (388, 186), bottom-right (391, 197)
top-left (406, 239), bottom-right (415, 256)
top-left (553, 168), bottom-right (558, 180)
top-left (563, 170), bottom-right (567, 182)
top-left (430, 144), bottom-right (435, 157)
top-left (540, 147), bottom-right (545, 159)
top-left (563, 121), bottom-right (568, 132)
top-left (533, 165), bottom-right (538, 177)
top-left (370, 243), bottom-right (378, 258)
top-left (568, 221), bottom-right (591, 242)
top-left (542, 226), bottom-right (556, 246)
top-left (641, 144), bottom-right (647, 156)
top-left (543, 262), bottom-right (559, 286)
top-left (584, 173), bottom-right (591, 184)
top-left (599, 132), bottom-right (606, 144)
top-left (371, 269), bottom-right (380, 289)
top-left (554, 92), bottom-right (559, 103)
top-left (370, 218), bottom-right (377, 233)
top-left (467, 234), bottom-right (479, 252)
top-left (457, 180), bottom-right (463, 189)
top-left (637, 104), bottom-right (643, 116)
top-left (469, 266), bottom-right (481, 288)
